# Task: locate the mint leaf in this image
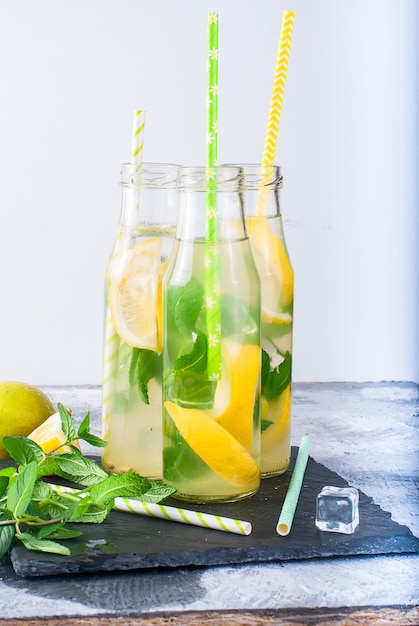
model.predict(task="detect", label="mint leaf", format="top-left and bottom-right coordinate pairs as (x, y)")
top-left (46, 526), bottom-right (82, 540)
top-left (261, 419), bottom-right (274, 432)
top-left (262, 351), bottom-right (292, 401)
top-left (166, 278), bottom-right (204, 336)
top-left (53, 453), bottom-right (109, 486)
top-left (173, 330), bottom-right (207, 374)
top-left (76, 411), bottom-right (91, 437)
top-left (88, 472), bottom-right (151, 506)
top-left (141, 482), bottom-right (177, 503)
top-left (57, 403), bottom-right (76, 442)
top-left (1, 436), bottom-right (45, 465)
top-left (6, 461), bottom-right (38, 518)
top-left (0, 513), bottom-right (15, 559)
top-left (129, 348), bottom-right (158, 404)
top-left (69, 500), bottom-right (112, 524)
top-left (78, 432), bottom-right (108, 448)
top-left (0, 476), bottom-right (9, 498)
top-left (0, 467), bottom-right (16, 478)
top-left (17, 532), bottom-right (71, 556)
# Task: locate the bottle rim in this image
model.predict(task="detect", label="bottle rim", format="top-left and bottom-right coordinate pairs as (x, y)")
top-left (120, 162), bottom-right (180, 188)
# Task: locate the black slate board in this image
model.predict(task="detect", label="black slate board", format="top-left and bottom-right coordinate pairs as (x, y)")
top-left (7, 449), bottom-right (419, 577)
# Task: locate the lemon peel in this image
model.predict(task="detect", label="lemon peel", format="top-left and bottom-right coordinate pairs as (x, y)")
top-left (109, 238), bottom-right (162, 352)
top-left (164, 400), bottom-right (259, 487)
top-left (214, 340), bottom-right (260, 449)
top-left (247, 216), bottom-right (294, 315)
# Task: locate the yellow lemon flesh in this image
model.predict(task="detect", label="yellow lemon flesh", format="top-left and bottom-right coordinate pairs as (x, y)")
top-left (214, 340), bottom-right (260, 449)
top-left (109, 238), bottom-right (163, 352)
top-left (28, 411), bottom-right (80, 454)
top-left (164, 400), bottom-right (259, 487)
top-left (0, 382), bottom-right (56, 459)
top-left (247, 217), bottom-right (294, 320)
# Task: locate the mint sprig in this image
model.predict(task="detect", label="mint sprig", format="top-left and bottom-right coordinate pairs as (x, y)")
top-left (0, 403), bottom-right (176, 558)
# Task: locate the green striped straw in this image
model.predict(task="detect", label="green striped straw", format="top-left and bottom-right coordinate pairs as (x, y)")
top-left (205, 12), bottom-right (221, 380)
top-left (276, 435), bottom-right (311, 536)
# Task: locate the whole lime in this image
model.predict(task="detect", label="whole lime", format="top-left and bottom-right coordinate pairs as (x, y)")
top-left (0, 382), bottom-right (55, 459)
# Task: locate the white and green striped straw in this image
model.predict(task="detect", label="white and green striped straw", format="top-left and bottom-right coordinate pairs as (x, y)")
top-left (51, 484), bottom-right (252, 536)
top-left (102, 110), bottom-right (146, 432)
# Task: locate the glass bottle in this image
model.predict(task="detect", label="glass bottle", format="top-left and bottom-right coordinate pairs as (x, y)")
top-left (101, 162), bottom-right (179, 478)
top-left (162, 166), bottom-right (261, 503)
top-left (240, 164), bottom-right (293, 477)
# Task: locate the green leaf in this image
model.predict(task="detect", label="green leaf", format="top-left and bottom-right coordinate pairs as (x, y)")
top-left (36, 455), bottom-right (61, 478)
top-left (166, 278), bottom-right (204, 336)
top-left (57, 403), bottom-right (76, 442)
top-left (261, 419), bottom-right (274, 432)
top-left (53, 453), bottom-right (109, 486)
top-left (79, 432), bottom-right (108, 448)
top-left (0, 512), bottom-right (15, 559)
top-left (173, 330), bottom-right (207, 374)
top-left (7, 461), bottom-right (38, 518)
top-left (77, 411), bottom-right (91, 437)
top-left (17, 531), bottom-right (71, 556)
top-left (0, 467), bottom-right (16, 478)
top-left (0, 476), bottom-right (9, 498)
top-left (262, 351), bottom-right (292, 401)
top-left (141, 481), bottom-right (177, 503)
top-left (69, 499), bottom-right (112, 524)
top-left (88, 472), bottom-right (151, 506)
top-left (31, 481), bottom-right (52, 501)
top-left (1, 436), bottom-right (44, 465)
top-left (47, 526), bottom-right (82, 540)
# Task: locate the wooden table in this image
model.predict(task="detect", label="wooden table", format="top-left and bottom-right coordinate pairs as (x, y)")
top-left (0, 382), bottom-right (418, 625)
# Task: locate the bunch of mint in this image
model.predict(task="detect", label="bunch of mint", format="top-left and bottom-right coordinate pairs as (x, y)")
top-left (0, 403), bottom-right (175, 557)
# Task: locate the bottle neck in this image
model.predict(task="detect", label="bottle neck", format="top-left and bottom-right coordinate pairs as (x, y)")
top-left (176, 166), bottom-right (247, 241)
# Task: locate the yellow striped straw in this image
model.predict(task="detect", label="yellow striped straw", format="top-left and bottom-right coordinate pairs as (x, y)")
top-left (256, 10), bottom-right (295, 216)
top-left (102, 110), bottom-right (146, 432)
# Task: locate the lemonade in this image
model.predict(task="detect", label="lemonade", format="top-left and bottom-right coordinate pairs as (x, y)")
top-left (244, 165), bottom-right (294, 477)
top-left (101, 164), bottom-right (178, 478)
top-left (162, 167), bottom-right (261, 503)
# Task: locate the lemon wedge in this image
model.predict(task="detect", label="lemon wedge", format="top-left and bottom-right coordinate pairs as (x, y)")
top-left (214, 340), bottom-right (260, 449)
top-left (164, 400), bottom-right (259, 487)
top-left (28, 411), bottom-right (81, 454)
top-left (109, 238), bottom-right (163, 352)
top-left (247, 217), bottom-right (294, 318)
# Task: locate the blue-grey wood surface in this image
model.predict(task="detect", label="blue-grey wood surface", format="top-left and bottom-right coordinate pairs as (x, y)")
top-left (0, 382), bottom-right (418, 620)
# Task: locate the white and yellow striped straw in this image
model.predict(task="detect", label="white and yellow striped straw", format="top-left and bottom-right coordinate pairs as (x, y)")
top-left (256, 10), bottom-right (295, 216)
top-left (102, 110), bottom-right (146, 433)
top-left (50, 485), bottom-right (252, 536)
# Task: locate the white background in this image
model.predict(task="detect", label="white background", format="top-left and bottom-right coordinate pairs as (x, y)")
top-left (0, 0), bottom-right (417, 385)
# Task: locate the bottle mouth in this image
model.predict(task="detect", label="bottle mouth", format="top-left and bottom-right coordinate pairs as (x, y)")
top-left (222, 163), bottom-right (283, 190)
top-left (120, 162), bottom-right (180, 188)
top-left (177, 166), bottom-right (244, 190)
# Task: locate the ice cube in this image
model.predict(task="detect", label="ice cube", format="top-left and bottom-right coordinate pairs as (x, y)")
top-left (315, 486), bottom-right (359, 534)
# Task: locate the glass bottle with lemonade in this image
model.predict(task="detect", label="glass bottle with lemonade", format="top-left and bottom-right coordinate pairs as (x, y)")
top-left (241, 164), bottom-right (294, 477)
top-left (101, 163), bottom-right (179, 478)
top-left (162, 166), bottom-right (261, 503)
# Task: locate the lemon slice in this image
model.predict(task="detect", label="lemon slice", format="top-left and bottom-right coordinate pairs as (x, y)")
top-left (214, 340), bottom-right (260, 449)
top-left (164, 400), bottom-right (259, 487)
top-left (247, 217), bottom-right (294, 318)
top-left (28, 412), bottom-right (81, 454)
top-left (109, 238), bottom-right (163, 352)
